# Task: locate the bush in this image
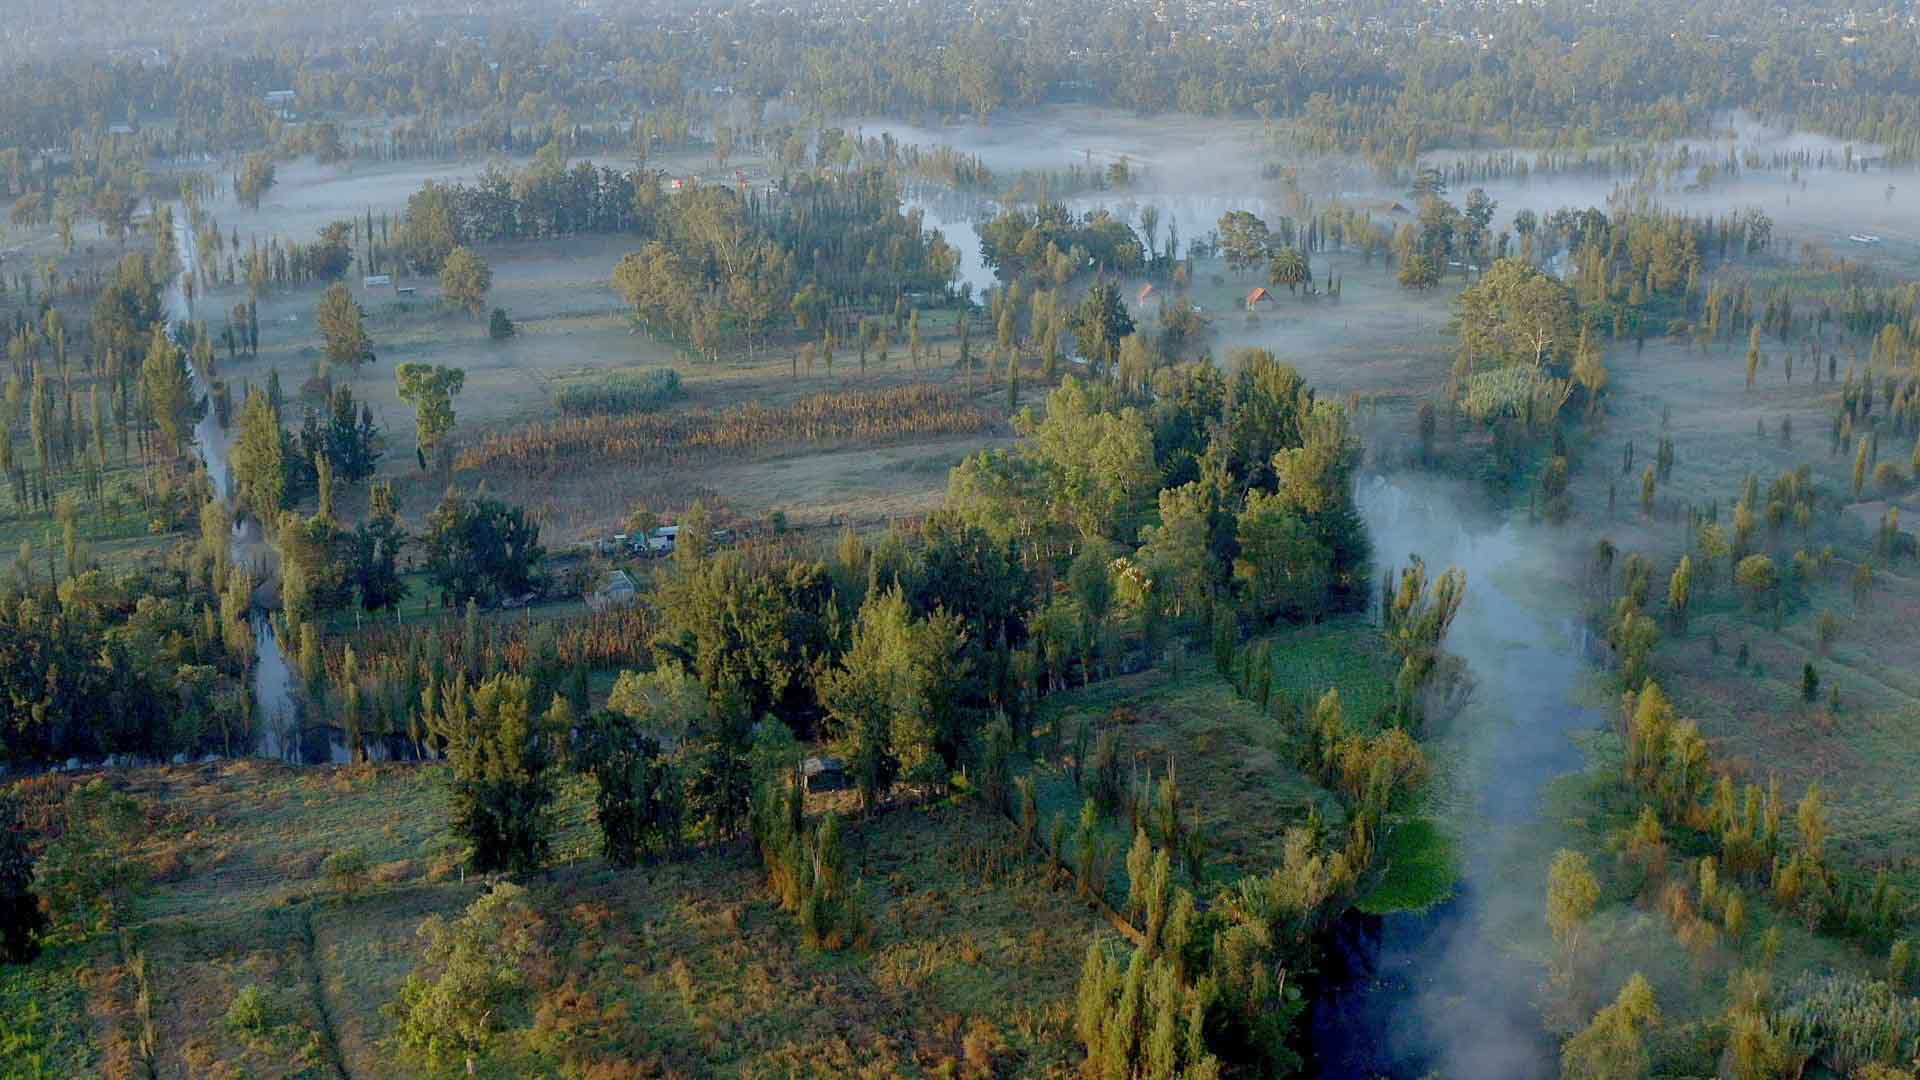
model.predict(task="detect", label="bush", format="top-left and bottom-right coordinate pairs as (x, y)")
top-left (554, 369), bottom-right (685, 417)
top-left (225, 985), bottom-right (270, 1034)
top-left (487, 307), bottom-right (516, 341)
top-left (1817, 611), bottom-right (1841, 651)
top-left (1874, 461), bottom-right (1908, 496)
top-left (322, 847), bottom-right (371, 895)
top-left (34, 780), bottom-right (147, 932)
top-left (390, 884), bottom-right (547, 1073)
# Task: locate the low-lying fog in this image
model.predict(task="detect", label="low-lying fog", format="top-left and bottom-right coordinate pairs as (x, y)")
top-left (866, 105), bottom-right (1920, 296)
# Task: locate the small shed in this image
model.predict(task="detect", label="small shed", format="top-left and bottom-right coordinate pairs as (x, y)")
top-left (643, 525), bottom-right (679, 557)
top-left (588, 570), bottom-right (637, 612)
top-left (1245, 287), bottom-right (1275, 311)
top-left (802, 756), bottom-right (849, 793)
top-left (1135, 283), bottom-right (1156, 306)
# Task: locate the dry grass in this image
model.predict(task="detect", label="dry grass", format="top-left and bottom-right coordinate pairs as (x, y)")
top-left (4, 761), bottom-right (1110, 1078)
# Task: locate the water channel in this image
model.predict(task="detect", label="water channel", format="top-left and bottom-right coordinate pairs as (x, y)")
top-left (1307, 477), bottom-right (1602, 1077)
top-left (162, 205), bottom-right (301, 756)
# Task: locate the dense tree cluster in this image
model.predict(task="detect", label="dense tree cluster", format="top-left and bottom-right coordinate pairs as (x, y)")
top-left (610, 167), bottom-right (958, 356)
top-left (421, 489), bottom-right (547, 610)
top-left (0, 520), bottom-right (255, 765)
top-left (952, 352), bottom-right (1369, 635)
top-left (977, 203), bottom-right (1146, 283)
top-left (231, 378), bottom-right (381, 520)
top-left (395, 157), bottom-right (656, 271)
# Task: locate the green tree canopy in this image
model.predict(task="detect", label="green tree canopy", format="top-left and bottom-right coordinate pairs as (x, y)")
top-left (1450, 257), bottom-right (1579, 374)
top-left (140, 323), bottom-right (200, 459)
top-left (1069, 278), bottom-right (1135, 372)
top-left (316, 282), bottom-right (375, 369)
top-left (395, 362), bottom-right (465, 465)
top-left (230, 388), bottom-right (289, 517)
top-left (422, 489), bottom-right (545, 607)
top-left (1267, 247), bottom-right (1311, 294)
top-left (1218, 209), bottom-right (1273, 275)
top-left (1016, 377), bottom-right (1158, 542)
top-left (438, 246), bottom-right (493, 317)
top-left (397, 180), bottom-right (461, 271)
top-left (390, 883), bottom-right (544, 1074)
top-left (431, 674), bottom-right (554, 875)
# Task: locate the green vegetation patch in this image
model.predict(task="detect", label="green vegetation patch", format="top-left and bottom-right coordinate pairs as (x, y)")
top-left (0, 946), bottom-right (97, 1080)
top-left (1354, 818), bottom-right (1457, 914)
top-left (1257, 617), bottom-right (1401, 730)
top-left (1032, 622), bottom-right (1395, 886)
top-left (554, 367), bottom-right (686, 416)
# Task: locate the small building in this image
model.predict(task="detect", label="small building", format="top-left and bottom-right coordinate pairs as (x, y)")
top-left (801, 756), bottom-right (849, 793)
top-left (1245, 287), bottom-right (1275, 311)
top-left (642, 525), bottom-right (679, 557)
top-left (364, 274), bottom-right (392, 288)
top-left (588, 570), bottom-right (637, 612)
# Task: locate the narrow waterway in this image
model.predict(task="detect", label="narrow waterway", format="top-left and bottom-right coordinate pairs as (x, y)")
top-left (163, 205), bottom-right (301, 754)
top-left (1307, 476), bottom-right (1602, 1078)
top-left (903, 187), bottom-right (999, 300)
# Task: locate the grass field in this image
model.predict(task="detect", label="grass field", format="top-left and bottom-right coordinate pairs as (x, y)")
top-left (1025, 617), bottom-right (1417, 902)
top-left (1561, 326), bottom-right (1920, 899)
top-left (192, 229), bottom-right (1017, 546)
top-left (0, 469), bottom-right (183, 574)
top-left (0, 760), bottom-right (1117, 1079)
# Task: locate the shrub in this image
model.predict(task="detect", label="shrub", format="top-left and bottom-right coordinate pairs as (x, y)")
top-left (1874, 461), bottom-right (1908, 496)
top-left (321, 847), bottom-right (371, 895)
top-left (390, 884), bottom-right (548, 1074)
top-left (749, 778), bottom-right (866, 950)
top-left (487, 307), bottom-right (516, 340)
top-left (0, 793), bottom-right (45, 964)
top-left (225, 985), bottom-right (270, 1034)
top-left (554, 369), bottom-right (685, 417)
top-left (1735, 554), bottom-right (1779, 610)
top-left (34, 779), bottom-right (147, 932)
